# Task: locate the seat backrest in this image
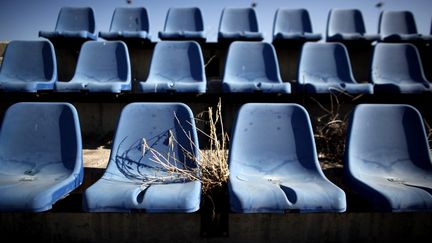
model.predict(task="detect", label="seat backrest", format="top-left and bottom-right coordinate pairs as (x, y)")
top-left (371, 43), bottom-right (427, 84)
top-left (72, 41), bottom-right (130, 82)
top-left (229, 103), bottom-right (322, 176)
top-left (147, 41), bottom-right (205, 82)
top-left (0, 40), bottom-right (56, 82)
top-left (378, 10), bottom-right (418, 36)
top-left (109, 7), bottom-right (149, 32)
top-left (219, 8), bottom-right (260, 33)
top-left (298, 42), bottom-right (355, 84)
top-left (346, 104), bottom-right (432, 176)
top-left (0, 102), bottom-right (81, 171)
top-left (273, 8), bottom-right (314, 35)
top-left (327, 9), bottom-right (367, 36)
top-left (54, 7), bottom-right (96, 33)
top-left (163, 7), bottom-right (204, 32)
top-left (104, 103), bottom-right (200, 181)
top-left (224, 41), bottom-right (281, 82)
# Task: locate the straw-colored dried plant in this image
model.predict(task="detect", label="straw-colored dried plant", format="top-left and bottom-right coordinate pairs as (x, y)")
top-left (141, 98), bottom-right (229, 195)
top-left (311, 93), bottom-right (350, 166)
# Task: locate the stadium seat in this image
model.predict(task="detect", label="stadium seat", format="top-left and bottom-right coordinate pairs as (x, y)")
top-left (39, 7), bottom-right (97, 41)
top-left (297, 42), bottom-right (373, 94)
top-left (139, 41), bottom-right (206, 93)
top-left (371, 43), bottom-right (431, 93)
top-left (83, 102), bottom-right (201, 212)
top-left (345, 104), bottom-right (432, 211)
top-left (0, 40), bottom-right (56, 92)
top-left (326, 9), bottom-right (380, 42)
top-left (222, 41), bottom-right (290, 93)
top-left (218, 8), bottom-right (264, 42)
top-left (272, 8), bottom-right (322, 43)
top-left (0, 102), bottom-right (83, 212)
top-left (228, 103), bottom-right (346, 213)
top-left (378, 10), bottom-right (424, 42)
top-left (158, 7), bottom-right (206, 42)
top-left (56, 41), bottom-right (131, 93)
top-left (99, 7), bottom-right (151, 42)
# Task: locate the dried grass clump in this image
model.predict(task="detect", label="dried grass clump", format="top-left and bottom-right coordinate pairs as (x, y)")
top-left (312, 93), bottom-right (350, 166)
top-left (141, 98), bottom-right (229, 195)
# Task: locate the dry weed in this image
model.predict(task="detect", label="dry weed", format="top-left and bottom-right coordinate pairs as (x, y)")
top-left (311, 93), bottom-right (351, 166)
top-left (141, 98), bottom-right (229, 195)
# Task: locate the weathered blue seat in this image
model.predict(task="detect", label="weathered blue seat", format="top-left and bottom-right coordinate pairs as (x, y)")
top-left (158, 7), bottom-right (206, 42)
top-left (272, 8), bottom-right (321, 42)
top-left (371, 43), bottom-right (431, 93)
top-left (39, 7), bottom-right (97, 41)
top-left (345, 104), bottom-right (432, 211)
top-left (326, 9), bottom-right (380, 42)
top-left (297, 42), bottom-right (373, 94)
top-left (83, 103), bottom-right (201, 212)
top-left (378, 10), bottom-right (424, 42)
top-left (228, 103), bottom-right (346, 213)
top-left (0, 40), bottom-right (56, 92)
top-left (218, 8), bottom-right (264, 42)
top-left (55, 41), bottom-right (131, 93)
top-left (99, 7), bottom-right (151, 42)
top-left (139, 41), bottom-right (206, 93)
top-left (222, 41), bottom-right (290, 93)
top-left (0, 102), bottom-right (83, 212)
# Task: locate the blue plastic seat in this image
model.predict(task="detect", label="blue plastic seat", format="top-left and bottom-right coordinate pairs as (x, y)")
top-left (0, 102), bottom-right (83, 212)
top-left (139, 41), bottom-right (206, 93)
top-left (326, 9), bottom-right (380, 42)
top-left (39, 7), bottom-right (97, 41)
top-left (371, 43), bottom-right (431, 93)
top-left (272, 8), bottom-right (322, 42)
top-left (99, 7), bottom-right (151, 42)
top-left (0, 40), bottom-right (57, 92)
top-left (378, 10), bottom-right (424, 42)
top-left (297, 42), bottom-right (373, 94)
top-left (345, 104), bottom-right (432, 212)
top-left (222, 41), bottom-right (290, 93)
top-left (83, 103), bottom-right (201, 212)
top-left (56, 41), bottom-right (131, 93)
top-left (218, 8), bottom-right (264, 42)
top-left (158, 7), bottom-right (206, 41)
top-left (228, 103), bottom-right (346, 213)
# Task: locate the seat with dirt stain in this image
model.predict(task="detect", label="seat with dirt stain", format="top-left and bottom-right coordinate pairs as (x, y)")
top-left (345, 104), bottom-right (432, 211)
top-left (228, 103), bottom-right (346, 213)
top-left (83, 102), bottom-right (201, 212)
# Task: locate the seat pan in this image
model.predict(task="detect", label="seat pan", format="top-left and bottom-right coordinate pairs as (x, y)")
top-left (158, 31), bottom-right (206, 40)
top-left (0, 162), bottom-right (81, 212)
top-left (39, 30), bottom-right (97, 40)
top-left (218, 31), bottom-right (264, 41)
top-left (84, 178), bottom-right (201, 212)
top-left (327, 33), bottom-right (380, 42)
top-left (229, 174), bottom-right (346, 213)
top-left (299, 82), bottom-right (373, 94)
top-left (274, 32), bottom-right (322, 41)
top-left (373, 82), bottom-right (431, 94)
top-left (349, 172), bottom-right (432, 211)
top-left (381, 33), bottom-right (422, 42)
top-left (140, 80), bottom-right (206, 93)
top-left (99, 31), bottom-right (151, 41)
top-left (223, 81), bottom-right (290, 93)
top-left (56, 80), bottom-right (131, 93)
top-left (0, 80), bottom-right (54, 93)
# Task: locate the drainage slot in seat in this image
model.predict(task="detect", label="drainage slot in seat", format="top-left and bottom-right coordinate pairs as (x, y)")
top-left (280, 184), bottom-right (298, 204)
